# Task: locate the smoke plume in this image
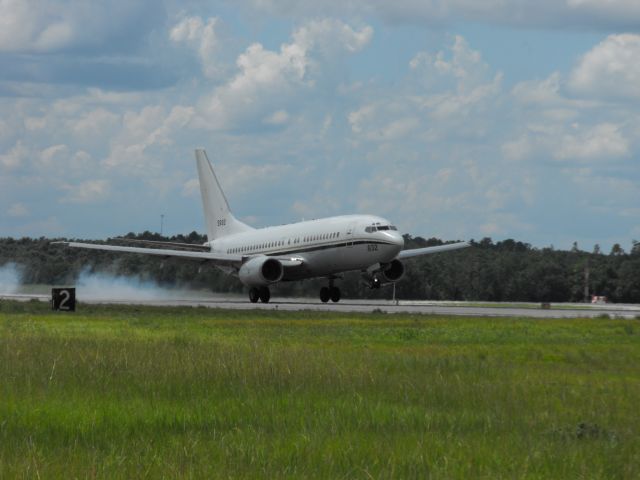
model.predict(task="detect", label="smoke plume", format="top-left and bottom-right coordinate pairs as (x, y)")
top-left (0, 263), bottom-right (21, 294)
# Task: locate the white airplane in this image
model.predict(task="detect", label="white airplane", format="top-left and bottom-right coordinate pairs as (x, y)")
top-left (59, 149), bottom-right (470, 303)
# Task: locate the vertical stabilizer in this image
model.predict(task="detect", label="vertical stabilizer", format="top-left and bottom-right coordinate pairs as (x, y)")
top-left (195, 149), bottom-right (253, 241)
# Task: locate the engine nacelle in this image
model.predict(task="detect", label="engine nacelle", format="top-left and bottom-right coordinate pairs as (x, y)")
top-left (238, 256), bottom-right (284, 287)
top-left (380, 259), bottom-right (405, 283)
top-left (361, 259), bottom-right (405, 289)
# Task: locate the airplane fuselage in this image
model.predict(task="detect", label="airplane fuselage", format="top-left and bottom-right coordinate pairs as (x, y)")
top-left (210, 214), bottom-right (404, 280)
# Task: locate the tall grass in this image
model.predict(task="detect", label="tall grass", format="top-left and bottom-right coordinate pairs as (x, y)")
top-left (1, 301), bottom-right (639, 478)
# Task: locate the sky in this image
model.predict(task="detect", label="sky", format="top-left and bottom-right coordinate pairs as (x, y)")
top-left (1, 0), bottom-right (639, 252)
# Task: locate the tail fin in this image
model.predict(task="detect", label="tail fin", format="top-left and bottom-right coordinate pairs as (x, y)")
top-left (195, 149), bottom-right (253, 241)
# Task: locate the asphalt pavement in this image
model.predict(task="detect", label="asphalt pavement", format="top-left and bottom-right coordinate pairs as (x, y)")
top-left (2, 293), bottom-right (639, 318)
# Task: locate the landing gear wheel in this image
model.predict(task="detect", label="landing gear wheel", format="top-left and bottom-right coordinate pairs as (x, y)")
top-left (259, 286), bottom-right (271, 303)
top-left (319, 287), bottom-right (330, 303)
top-left (249, 288), bottom-right (259, 303)
top-left (329, 286), bottom-right (341, 303)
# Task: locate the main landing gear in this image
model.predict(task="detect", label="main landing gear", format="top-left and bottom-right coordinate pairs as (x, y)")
top-left (249, 286), bottom-right (271, 303)
top-left (319, 280), bottom-right (341, 303)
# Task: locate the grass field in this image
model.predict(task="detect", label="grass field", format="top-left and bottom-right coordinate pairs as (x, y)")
top-left (1, 300), bottom-right (639, 479)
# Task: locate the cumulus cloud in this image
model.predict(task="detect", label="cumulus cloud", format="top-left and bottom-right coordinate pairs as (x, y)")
top-left (555, 123), bottom-right (630, 160)
top-left (170, 16), bottom-right (221, 78)
top-left (60, 179), bottom-right (110, 204)
top-left (264, 110), bottom-right (290, 126)
top-left (0, 0), bottom-right (71, 52)
top-left (0, 140), bottom-right (28, 170)
top-left (0, 0), bottom-right (158, 53)
top-left (71, 108), bottom-right (120, 138)
top-left (103, 105), bottom-right (194, 170)
top-left (39, 144), bottom-right (69, 166)
top-left (197, 18), bottom-right (373, 131)
top-left (568, 34), bottom-right (640, 100)
top-left (349, 36), bottom-right (501, 143)
top-left (410, 35), bottom-right (491, 92)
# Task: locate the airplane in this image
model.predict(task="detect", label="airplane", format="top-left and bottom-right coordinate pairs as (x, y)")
top-left (58, 149), bottom-right (470, 303)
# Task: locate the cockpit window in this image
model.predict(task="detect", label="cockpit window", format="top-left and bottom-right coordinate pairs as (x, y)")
top-left (366, 224), bottom-right (397, 232)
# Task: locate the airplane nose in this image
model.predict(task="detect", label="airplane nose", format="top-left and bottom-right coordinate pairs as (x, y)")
top-left (390, 231), bottom-right (404, 249)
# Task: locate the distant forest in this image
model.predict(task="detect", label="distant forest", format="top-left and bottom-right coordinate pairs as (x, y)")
top-left (1, 232), bottom-right (639, 303)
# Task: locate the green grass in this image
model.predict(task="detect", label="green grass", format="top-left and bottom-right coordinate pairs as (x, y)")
top-left (1, 300), bottom-right (639, 478)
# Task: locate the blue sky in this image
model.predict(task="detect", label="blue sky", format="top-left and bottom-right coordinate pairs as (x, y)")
top-left (1, 0), bottom-right (639, 252)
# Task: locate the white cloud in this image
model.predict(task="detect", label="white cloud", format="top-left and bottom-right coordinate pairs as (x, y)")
top-left (410, 36), bottom-right (490, 92)
top-left (264, 110), bottom-right (290, 125)
top-left (0, 0), bottom-right (156, 53)
top-left (501, 136), bottom-right (533, 161)
top-left (7, 203), bottom-right (29, 217)
top-left (512, 73), bottom-right (564, 106)
top-left (292, 18), bottom-right (372, 55)
top-left (348, 104), bottom-right (376, 134)
top-left (0, 141), bottom-right (28, 170)
top-left (39, 144), bottom-right (69, 166)
top-left (350, 36), bottom-right (502, 144)
top-left (197, 19), bottom-right (373, 131)
top-left (182, 178), bottom-right (200, 197)
top-left (71, 108), bottom-right (120, 138)
top-left (170, 16), bottom-right (221, 78)
top-left (104, 105), bottom-right (194, 170)
top-left (569, 34), bottom-right (640, 100)
top-left (216, 163), bottom-right (294, 196)
top-left (555, 123), bottom-right (630, 160)
top-left (60, 179), bottom-right (110, 204)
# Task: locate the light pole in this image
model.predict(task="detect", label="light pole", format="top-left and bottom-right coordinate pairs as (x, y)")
top-left (160, 214), bottom-right (165, 236)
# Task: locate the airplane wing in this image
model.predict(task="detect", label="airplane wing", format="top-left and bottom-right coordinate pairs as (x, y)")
top-left (53, 241), bottom-right (303, 268)
top-left (53, 241), bottom-right (242, 266)
top-left (397, 241), bottom-right (470, 260)
top-left (112, 237), bottom-right (210, 252)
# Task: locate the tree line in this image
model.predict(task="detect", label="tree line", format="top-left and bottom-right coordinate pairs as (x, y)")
top-left (1, 232), bottom-right (639, 303)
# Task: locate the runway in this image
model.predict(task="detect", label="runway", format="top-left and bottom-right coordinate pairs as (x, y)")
top-left (2, 292), bottom-right (639, 319)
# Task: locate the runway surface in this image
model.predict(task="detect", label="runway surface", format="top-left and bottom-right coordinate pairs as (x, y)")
top-left (2, 292), bottom-right (639, 318)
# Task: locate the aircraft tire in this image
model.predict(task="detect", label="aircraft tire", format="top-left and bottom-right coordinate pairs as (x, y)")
top-left (330, 286), bottom-right (341, 303)
top-left (320, 287), bottom-right (330, 303)
top-left (249, 288), bottom-right (260, 303)
top-left (259, 286), bottom-right (271, 303)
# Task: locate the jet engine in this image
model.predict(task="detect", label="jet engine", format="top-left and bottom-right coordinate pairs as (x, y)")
top-left (238, 256), bottom-right (284, 287)
top-left (362, 259), bottom-right (405, 289)
top-left (380, 259), bottom-right (405, 283)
